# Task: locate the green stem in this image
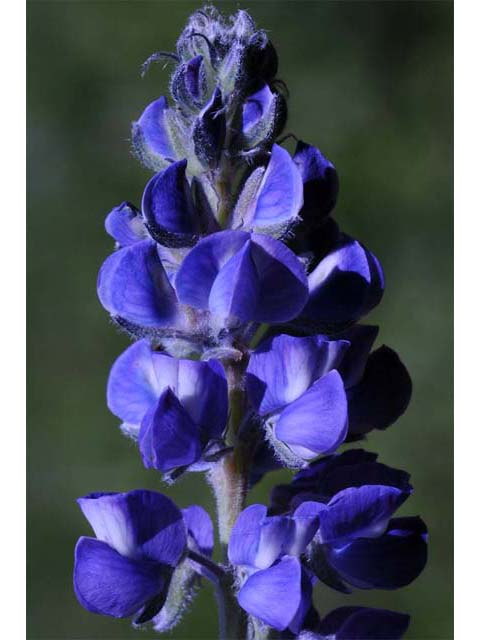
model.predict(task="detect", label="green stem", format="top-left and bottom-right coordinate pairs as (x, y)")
top-left (209, 358), bottom-right (249, 552)
top-left (214, 571), bottom-right (248, 640)
top-left (249, 323), bottom-right (270, 349)
top-left (207, 357), bottom-right (250, 639)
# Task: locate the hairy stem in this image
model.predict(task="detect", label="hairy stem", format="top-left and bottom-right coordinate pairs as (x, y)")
top-left (207, 357), bottom-right (250, 639)
top-left (214, 570), bottom-right (249, 640)
top-left (209, 357), bottom-right (249, 552)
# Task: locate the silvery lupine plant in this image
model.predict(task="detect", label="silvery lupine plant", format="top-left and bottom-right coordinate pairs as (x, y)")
top-left (73, 6), bottom-right (427, 639)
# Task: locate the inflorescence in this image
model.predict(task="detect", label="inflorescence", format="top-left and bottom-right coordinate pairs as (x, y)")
top-left (74, 6), bottom-right (427, 639)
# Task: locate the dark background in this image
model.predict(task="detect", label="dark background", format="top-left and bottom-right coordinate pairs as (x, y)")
top-left (27, 1), bottom-right (453, 638)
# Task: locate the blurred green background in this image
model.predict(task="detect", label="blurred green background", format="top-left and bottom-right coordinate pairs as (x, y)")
top-left (27, 1), bottom-right (453, 638)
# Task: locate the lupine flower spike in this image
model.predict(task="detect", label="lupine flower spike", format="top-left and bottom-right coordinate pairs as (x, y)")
top-left (75, 6), bottom-right (427, 639)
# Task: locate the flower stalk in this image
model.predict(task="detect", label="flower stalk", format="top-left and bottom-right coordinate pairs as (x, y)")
top-left (210, 357), bottom-right (249, 551)
top-left (73, 5), bottom-right (427, 639)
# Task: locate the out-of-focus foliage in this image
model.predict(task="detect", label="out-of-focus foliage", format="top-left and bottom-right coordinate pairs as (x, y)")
top-left (27, 1), bottom-right (452, 638)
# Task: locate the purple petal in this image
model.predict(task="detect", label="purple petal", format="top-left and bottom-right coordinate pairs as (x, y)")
top-left (139, 389), bottom-right (202, 472)
top-left (228, 505), bottom-right (295, 569)
top-left (105, 202), bottom-right (148, 247)
top-left (177, 358), bottom-right (228, 438)
top-left (107, 343), bottom-right (228, 438)
top-left (242, 84), bottom-right (275, 133)
top-left (132, 96), bottom-right (176, 163)
top-left (288, 215), bottom-right (341, 268)
top-left (176, 231), bottom-right (309, 323)
top-left (292, 449), bottom-right (379, 487)
top-left (275, 371), bottom-right (348, 459)
top-left (288, 569), bottom-right (313, 634)
top-left (318, 606), bottom-right (410, 640)
top-left (364, 250), bottom-right (385, 314)
top-left (97, 240), bottom-right (181, 328)
top-left (228, 504), bottom-right (266, 567)
top-left (270, 450), bottom-right (379, 513)
top-left (141, 160), bottom-right (199, 246)
top-left (293, 500), bottom-right (329, 521)
top-left (229, 505), bottom-right (314, 569)
top-left (317, 461), bottom-right (412, 499)
top-left (247, 144), bottom-right (304, 232)
top-left (246, 233), bottom-right (309, 322)
top-left (247, 333), bottom-right (350, 416)
top-left (208, 239), bottom-right (261, 320)
top-left (77, 490), bottom-right (186, 566)
top-left (327, 516), bottom-right (428, 590)
top-left (74, 537), bottom-right (165, 618)
top-left (347, 346), bottom-right (412, 435)
top-left (302, 236), bottom-right (384, 326)
top-left (338, 325), bottom-right (379, 388)
top-left (255, 516), bottom-right (296, 569)
top-left (289, 513), bottom-right (321, 556)
top-left (107, 340), bottom-right (163, 432)
top-left (274, 453), bottom-right (411, 516)
top-left (175, 230), bottom-right (250, 309)
top-left (293, 140), bottom-right (339, 223)
top-left (319, 485), bottom-right (410, 544)
top-left (182, 505), bottom-right (214, 557)
top-left (237, 556), bottom-right (305, 631)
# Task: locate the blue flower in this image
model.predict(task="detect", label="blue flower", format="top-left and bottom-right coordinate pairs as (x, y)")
top-left (141, 159), bottom-right (214, 247)
top-left (271, 450), bottom-right (428, 592)
top-left (107, 340), bottom-right (228, 474)
top-left (285, 141), bottom-right (384, 332)
top-left (99, 138), bottom-right (384, 340)
top-left (97, 230), bottom-right (308, 335)
top-left (238, 556), bottom-right (314, 634)
top-left (338, 325), bottom-right (412, 437)
top-left (228, 504), bottom-right (319, 570)
top-left (175, 229), bottom-right (309, 325)
top-left (230, 143), bottom-right (303, 237)
top-left (73, 490), bottom-right (213, 624)
top-left (98, 183), bottom-right (310, 337)
top-left (247, 329), bottom-right (412, 473)
top-left (246, 333), bottom-right (350, 465)
top-left (97, 239), bottom-right (185, 334)
top-left (298, 234), bottom-right (385, 330)
top-left (83, 5), bottom-right (429, 637)
top-left (228, 505), bottom-right (317, 633)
